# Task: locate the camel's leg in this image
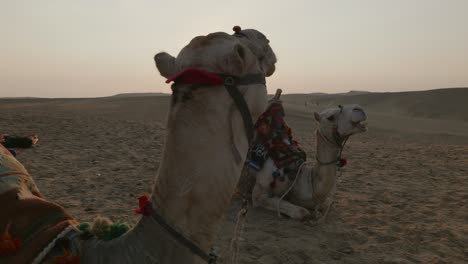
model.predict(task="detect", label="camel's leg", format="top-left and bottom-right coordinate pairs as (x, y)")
top-left (252, 182), bottom-right (311, 220)
top-left (251, 159), bottom-right (311, 219)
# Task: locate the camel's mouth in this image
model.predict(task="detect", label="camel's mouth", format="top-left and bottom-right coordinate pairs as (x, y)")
top-left (352, 120), bottom-right (368, 132)
top-left (350, 108), bottom-right (367, 132)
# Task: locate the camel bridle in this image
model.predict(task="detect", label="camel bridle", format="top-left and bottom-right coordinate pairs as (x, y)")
top-left (158, 71), bottom-right (266, 263)
top-left (316, 125), bottom-right (349, 166)
top-left (216, 73), bottom-right (266, 145)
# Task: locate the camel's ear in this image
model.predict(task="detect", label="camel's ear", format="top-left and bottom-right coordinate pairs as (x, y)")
top-left (226, 44), bottom-right (248, 76)
top-left (314, 112), bottom-right (321, 121)
top-left (154, 52), bottom-right (176, 78)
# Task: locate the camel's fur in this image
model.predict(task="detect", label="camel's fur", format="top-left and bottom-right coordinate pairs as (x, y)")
top-left (251, 104), bottom-right (367, 221)
top-left (0, 28), bottom-right (277, 264)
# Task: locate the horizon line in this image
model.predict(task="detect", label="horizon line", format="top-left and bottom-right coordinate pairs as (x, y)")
top-left (1, 87), bottom-right (467, 100)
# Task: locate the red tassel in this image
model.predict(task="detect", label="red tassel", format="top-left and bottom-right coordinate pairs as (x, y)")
top-left (337, 158), bottom-right (347, 167)
top-left (134, 194), bottom-right (153, 216)
top-left (0, 223), bottom-right (22, 257)
top-left (47, 249), bottom-right (80, 264)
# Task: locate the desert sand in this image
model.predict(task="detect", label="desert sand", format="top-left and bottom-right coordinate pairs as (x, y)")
top-left (0, 88), bottom-right (466, 264)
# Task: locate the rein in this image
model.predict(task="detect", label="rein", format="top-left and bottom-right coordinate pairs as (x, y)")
top-left (151, 210), bottom-right (218, 263)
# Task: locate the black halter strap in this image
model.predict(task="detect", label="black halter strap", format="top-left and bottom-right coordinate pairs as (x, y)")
top-left (151, 210), bottom-right (218, 263)
top-left (216, 73), bottom-right (266, 145)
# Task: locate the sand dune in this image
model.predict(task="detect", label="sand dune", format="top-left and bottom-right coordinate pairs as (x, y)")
top-left (112, 92), bottom-right (169, 98)
top-left (0, 88), bottom-right (466, 263)
top-left (282, 87), bottom-right (468, 121)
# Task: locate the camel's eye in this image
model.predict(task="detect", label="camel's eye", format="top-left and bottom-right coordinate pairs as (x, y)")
top-left (327, 115), bottom-right (335, 121)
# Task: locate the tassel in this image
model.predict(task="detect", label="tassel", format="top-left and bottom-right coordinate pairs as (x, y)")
top-left (337, 158), bottom-right (347, 168)
top-left (46, 249), bottom-right (80, 264)
top-left (134, 194), bottom-right (153, 216)
top-left (0, 223), bottom-right (21, 257)
top-left (78, 220), bottom-right (129, 241)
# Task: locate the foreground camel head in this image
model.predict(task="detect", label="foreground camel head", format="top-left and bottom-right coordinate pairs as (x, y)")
top-left (314, 104), bottom-right (368, 139)
top-left (154, 28), bottom-right (277, 119)
top-left (145, 28), bottom-right (277, 261)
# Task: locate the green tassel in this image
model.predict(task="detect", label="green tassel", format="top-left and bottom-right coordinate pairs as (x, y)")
top-left (77, 219), bottom-right (130, 241)
top-left (102, 223), bottom-right (130, 241)
top-left (78, 222), bottom-right (92, 239)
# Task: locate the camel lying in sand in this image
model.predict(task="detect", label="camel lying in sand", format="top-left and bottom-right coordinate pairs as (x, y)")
top-left (248, 92), bottom-right (367, 221)
top-left (0, 26), bottom-right (276, 264)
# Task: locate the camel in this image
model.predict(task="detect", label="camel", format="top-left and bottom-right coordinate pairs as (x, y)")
top-left (249, 93), bottom-right (367, 221)
top-left (0, 26), bottom-right (277, 264)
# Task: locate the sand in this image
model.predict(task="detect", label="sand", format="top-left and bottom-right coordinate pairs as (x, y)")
top-left (0, 88), bottom-right (466, 264)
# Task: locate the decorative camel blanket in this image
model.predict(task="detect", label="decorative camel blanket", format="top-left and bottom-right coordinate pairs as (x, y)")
top-left (248, 101), bottom-right (306, 173)
top-left (0, 145), bottom-right (77, 264)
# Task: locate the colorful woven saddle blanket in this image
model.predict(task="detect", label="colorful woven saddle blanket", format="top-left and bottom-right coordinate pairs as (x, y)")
top-left (0, 145), bottom-right (77, 264)
top-left (248, 101), bottom-right (306, 172)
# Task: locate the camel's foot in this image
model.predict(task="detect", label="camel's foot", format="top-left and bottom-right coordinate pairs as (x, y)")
top-left (305, 201), bottom-right (334, 226)
top-left (291, 207), bottom-right (312, 220)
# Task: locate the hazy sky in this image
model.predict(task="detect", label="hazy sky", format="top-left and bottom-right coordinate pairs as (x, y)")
top-left (1, 0), bottom-right (467, 98)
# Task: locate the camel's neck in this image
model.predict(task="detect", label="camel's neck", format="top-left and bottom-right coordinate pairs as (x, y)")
top-left (80, 87), bottom-right (251, 264)
top-left (312, 130), bottom-right (340, 204)
top-left (151, 95), bottom-right (248, 249)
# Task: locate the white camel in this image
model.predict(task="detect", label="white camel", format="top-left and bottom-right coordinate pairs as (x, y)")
top-left (250, 95), bottom-right (367, 221)
top-left (0, 27), bottom-right (277, 264)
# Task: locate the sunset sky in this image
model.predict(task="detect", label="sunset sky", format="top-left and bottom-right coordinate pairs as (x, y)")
top-left (1, 0), bottom-right (467, 98)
